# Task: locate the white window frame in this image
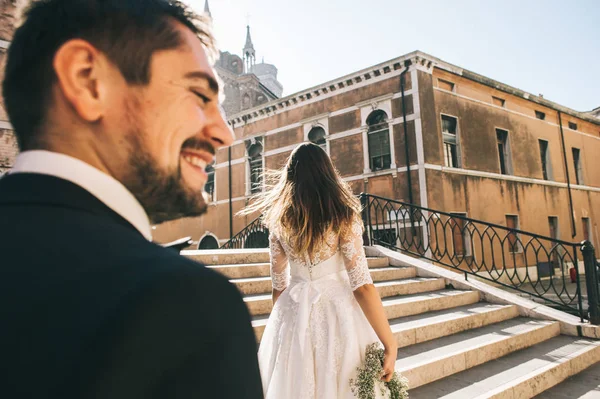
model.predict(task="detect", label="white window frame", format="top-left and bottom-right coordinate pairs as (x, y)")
top-left (495, 127), bottom-right (513, 175)
top-left (245, 137), bottom-right (264, 196)
top-left (359, 99), bottom-right (397, 175)
top-left (205, 163), bottom-right (216, 203)
top-left (304, 117), bottom-right (330, 155)
top-left (440, 113), bottom-right (461, 168)
top-left (572, 147), bottom-right (584, 185)
top-left (548, 216), bottom-right (560, 240)
top-left (538, 139), bottom-right (553, 181)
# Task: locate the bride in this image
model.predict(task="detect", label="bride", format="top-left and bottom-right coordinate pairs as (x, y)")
top-left (242, 143), bottom-right (398, 398)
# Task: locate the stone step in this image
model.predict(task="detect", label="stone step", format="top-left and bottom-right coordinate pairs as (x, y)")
top-left (233, 275), bottom-right (445, 296)
top-left (252, 289), bottom-right (481, 341)
top-left (183, 249), bottom-right (270, 265)
top-left (383, 289), bottom-right (481, 320)
top-left (533, 362), bottom-right (600, 398)
top-left (409, 335), bottom-right (600, 398)
top-left (207, 263), bottom-right (270, 279)
top-left (243, 277), bottom-right (445, 310)
top-left (367, 257), bottom-right (390, 268)
top-left (207, 260), bottom-right (404, 279)
top-left (370, 267), bottom-right (417, 282)
top-left (398, 318), bottom-right (561, 390)
top-left (390, 303), bottom-right (519, 348)
top-left (184, 248), bottom-right (390, 267)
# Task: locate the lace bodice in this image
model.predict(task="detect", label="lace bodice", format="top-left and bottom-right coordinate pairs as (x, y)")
top-left (268, 216), bottom-right (373, 291)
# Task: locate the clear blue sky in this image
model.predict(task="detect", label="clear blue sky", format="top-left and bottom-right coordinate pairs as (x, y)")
top-left (191, 0), bottom-right (599, 112)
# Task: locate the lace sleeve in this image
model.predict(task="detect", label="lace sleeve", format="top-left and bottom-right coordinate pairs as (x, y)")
top-left (340, 216), bottom-right (373, 291)
top-left (269, 233), bottom-right (290, 291)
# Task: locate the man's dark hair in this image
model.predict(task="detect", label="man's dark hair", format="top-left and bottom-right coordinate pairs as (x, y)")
top-left (2, 0), bottom-right (215, 150)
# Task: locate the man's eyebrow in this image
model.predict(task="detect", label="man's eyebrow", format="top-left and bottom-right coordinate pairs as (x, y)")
top-left (183, 71), bottom-right (220, 94)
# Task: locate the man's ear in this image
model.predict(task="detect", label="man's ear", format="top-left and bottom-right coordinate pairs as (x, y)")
top-left (53, 39), bottom-right (108, 122)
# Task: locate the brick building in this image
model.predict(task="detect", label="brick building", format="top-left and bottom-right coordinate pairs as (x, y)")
top-left (1, 1), bottom-right (598, 253)
top-left (154, 51), bottom-right (600, 255)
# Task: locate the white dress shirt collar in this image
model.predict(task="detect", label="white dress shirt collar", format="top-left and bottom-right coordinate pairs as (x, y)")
top-left (10, 150), bottom-right (153, 241)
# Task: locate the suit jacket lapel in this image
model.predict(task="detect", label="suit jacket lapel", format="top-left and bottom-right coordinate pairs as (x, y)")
top-left (0, 173), bottom-right (142, 236)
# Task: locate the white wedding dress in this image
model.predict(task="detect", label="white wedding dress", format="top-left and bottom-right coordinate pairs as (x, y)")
top-left (258, 217), bottom-right (384, 399)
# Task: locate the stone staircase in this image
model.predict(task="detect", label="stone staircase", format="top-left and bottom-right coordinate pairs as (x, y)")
top-left (184, 249), bottom-right (600, 398)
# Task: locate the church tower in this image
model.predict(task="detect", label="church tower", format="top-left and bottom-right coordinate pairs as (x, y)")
top-left (243, 25), bottom-right (256, 73)
top-left (213, 19), bottom-right (283, 116)
top-left (204, 0), bottom-right (212, 19)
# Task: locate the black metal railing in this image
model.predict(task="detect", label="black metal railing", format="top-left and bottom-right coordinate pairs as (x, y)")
top-left (360, 193), bottom-right (600, 325)
top-left (220, 216), bottom-right (270, 249)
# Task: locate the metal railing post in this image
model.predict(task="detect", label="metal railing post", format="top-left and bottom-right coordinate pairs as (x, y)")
top-left (581, 241), bottom-right (600, 325)
top-left (360, 193), bottom-right (371, 246)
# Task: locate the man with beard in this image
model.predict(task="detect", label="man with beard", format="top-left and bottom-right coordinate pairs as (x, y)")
top-left (0, 1), bottom-right (263, 398)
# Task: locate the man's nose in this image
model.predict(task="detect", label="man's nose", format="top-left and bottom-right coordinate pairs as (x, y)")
top-left (205, 105), bottom-right (235, 148)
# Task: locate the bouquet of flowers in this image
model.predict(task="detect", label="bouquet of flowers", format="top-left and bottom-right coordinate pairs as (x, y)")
top-left (350, 343), bottom-right (409, 399)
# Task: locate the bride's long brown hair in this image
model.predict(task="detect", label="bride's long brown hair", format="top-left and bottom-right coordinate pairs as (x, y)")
top-left (239, 143), bottom-right (362, 256)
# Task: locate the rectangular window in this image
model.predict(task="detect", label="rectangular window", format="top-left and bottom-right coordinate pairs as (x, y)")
top-left (438, 79), bottom-right (455, 92)
top-left (496, 129), bottom-right (512, 175)
top-left (572, 148), bottom-right (583, 185)
top-left (539, 140), bottom-right (552, 180)
top-left (368, 129), bottom-right (391, 171)
top-left (506, 215), bottom-right (521, 253)
top-left (535, 111), bottom-right (546, 120)
top-left (249, 157), bottom-right (263, 194)
top-left (205, 164), bottom-right (215, 202)
top-left (548, 216), bottom-right (560, 268)
top-left (441, 115), bottom-right (459, 168)
top-left (568, 122), bottom-right (578, 130)
top-left (583, 217), bottom-right (591, 242)
top-left (548, 217), bottom-right (559, 240)
top-left (246, 139), bottom-right (264, 194)
top-left (492, 96), bottom-right (505, 107)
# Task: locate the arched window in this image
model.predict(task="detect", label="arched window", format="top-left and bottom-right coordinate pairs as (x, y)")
top-left (308, 126), bottom-right (327, 151)
top-left (246, 138), bottom-right (264, 194)
top-left (198, 234), bottom-right (219, 250)
top-left (367, 110), bottom-right (391, 171)
top-left (242, 93), bottom-right (251, 109)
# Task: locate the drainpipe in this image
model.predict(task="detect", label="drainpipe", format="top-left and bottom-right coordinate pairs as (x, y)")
top-left (228, 135), bottom-right (233, 241)
top-left (558, 111), bottom-right (576, 238)
top-left (400, 61), bottom-right (416, 236)
top-left (400, 61), bottom-right (414, 206)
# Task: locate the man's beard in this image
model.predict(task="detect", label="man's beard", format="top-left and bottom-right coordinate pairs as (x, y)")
top-left (121, 133), bottom-right (209, 225)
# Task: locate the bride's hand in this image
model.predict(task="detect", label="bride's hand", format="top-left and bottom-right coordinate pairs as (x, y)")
top-left (381, 346), bottom-right (397, 382)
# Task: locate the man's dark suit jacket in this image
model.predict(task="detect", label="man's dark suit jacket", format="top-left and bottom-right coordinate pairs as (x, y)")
top-left (0, 173), bottom-right (263, 398)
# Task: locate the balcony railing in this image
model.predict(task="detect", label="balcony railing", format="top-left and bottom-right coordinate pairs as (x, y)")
top-left (360, 193), bottom-right (600, 325)
top-left (220, 217), bottom-right (270, 250)
top-left (215, 192), bottom-right (599, 325)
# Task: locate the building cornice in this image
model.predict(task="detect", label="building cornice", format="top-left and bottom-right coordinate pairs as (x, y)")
top-left (227, 51), bottom-right (423, 127)
top-left (227, 50), bottom-right (600, 128)
top-left (448, 68), bottom-right (600, 126)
